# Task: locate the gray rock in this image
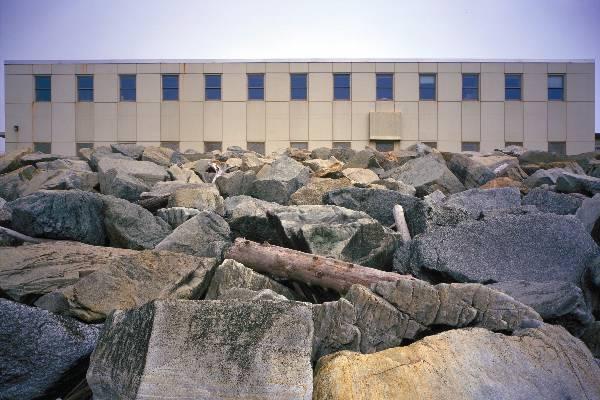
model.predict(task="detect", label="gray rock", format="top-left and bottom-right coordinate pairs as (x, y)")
top-left (140, 181), bottom-right (206, 199)
top-left (580, 321), bottom-right (600, 358)
top-left (98, 157), bottom-right (169, 200)
top-left (111, 143), bottom-right (145, 159)
top-left (343, 149), bottom-right (382, 170)
top-left (0, 165), bottom-right (36, 200)
top-left (310, 147), bottom-right (332, 160)
top-left (35, 251), bottom-right (217, 322)
top-left (330, 147), bottom-right (356, 163)
top-left (442, 187), bottom-right (522, 218)
top-left (324, 187), bottom-right (420, 226)
top-left (247, 156), bottom-right (311, 204)
top-left (157, 207), bottom-right (201, 228)
top-left (380, 154), bottom-right (465, 196)
top-left (0, 299), bottom-right (99, 400)
top-left (0, 196), bottom-right (11, 225)
top-left (9, 190), bottom-right (106, 245)
top-left (269, 205), bottom-right (400, 268)
top-left (89, 146), bottom-right (133, 171)
top-left (488, 280), bottom-right (594, 334)
top-left (216, 288), bottom-right (289, 301)
top-left (371, 178), bottom-right (416, 196)
top-left (312, 279), bottom-right (541, 360)
top-left (399, 214), bottom-right (600, 300)
top-left (205, 259), bottom-right (298, 300)
top-left (155, 211), bottom-right (232, 259)
top-left (36, 158), bottom-right (92, 172)
top-left (290, 177), bottom-right (352, 205)
top-left (443, 152), bottom-right (496, 188)
top-left (168, 184), bottom-right (225, 215)
top-left (557, 171), bottom-right (600, 195)
top-left (224, 195), bottom-right (286, 245)
top-left (0, 148), bottom-right (31, 174)
top-left (523, 187), bottom-right (583, 215)
top-left (87, 300), bottom-right (314, 400)
top-left (167, 164), bottom-right (203, 183)
top-left (342, 168), bottom-right (380, 184)
top-left (523, 168), bottom-right (564, 188)
top-left (98, 168), bottom-right (150, 202)
top-left (576, 194), bottom-right (600, 244)
top-left (0, 241), bottom-right (136, 303)
top-left (403, 198), bottom-right (473, 236)
top-left (215, 170), bottom-right (257, 198)
top-left (423, 189), bottom-right (446, 204)
top-left (519, 150), bottom-right (566, 165)
top-left (19, 169), bottom-right (99, 197)
top-left (19, 152), bottom-right (62, 165)
top-left (142, 146), bottom-right (188, 166)
top-left (102, 195), bottom-right (172, 250)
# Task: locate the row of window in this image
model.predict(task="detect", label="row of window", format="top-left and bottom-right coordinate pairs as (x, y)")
top-left (32, 140), bottom-right (567, 157)
top-left (33, 73), bottom-right (566, 103)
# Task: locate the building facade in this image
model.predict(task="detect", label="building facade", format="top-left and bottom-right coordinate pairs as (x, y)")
top-left (3, 59), bottom-right (595, 156)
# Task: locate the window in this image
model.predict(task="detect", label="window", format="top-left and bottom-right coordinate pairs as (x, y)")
top-left (290, 142), bottom-right (308, 150)
top-left (376, 73), bottom-right (393, 100)
top-left (333, 73), bottom-right (351, 100)
top-left (76, 143), bottom-right (93, 153)
top-left (77, 75), bottom-right (93, 102)
top-left (205, 74), bottom-right (221, 100)
top-left (33, 142), bottom-right (51, 153)
top-left (462, 74), bottom-right (479, 100)
top-left (247, 74), bottom-right (264, 100)
top-left (162, 75), bottom-right (179, 101)
top-left (332, 141), bottom-right (351, 149)
top-left (548, 141), bottom-right (566, 155)
top-left (161, 141), bottom-right (179, 151)
top-left (120, 75), bottom-right (136, 101)
top-left (204, 142), bottom-right (222, 152)
top-left (35, 76), bottom-right (51, 102)
top-left (291, 73), bottom-right (307, 100)
top-left (247, 142), bottom-right (266, 155)
top-left (375, 141), bottom-right (395, 152)
top-left (419, 74), bottom-right (436, 100)
top-left (505, 142), bottom-right (523, 147)
top-left (548, 74), bottom-right (564, 101)
top-left (423, 142), bottom-right (437, 149)
top-left (461, 142), bottom-right (480, 152)
top-left (505, 74), bottom-right (521, 100)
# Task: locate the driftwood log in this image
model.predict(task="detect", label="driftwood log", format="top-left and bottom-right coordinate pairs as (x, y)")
top-left (393, 204), bottom-right (411, 242)
top-left (225, 238), bottom-right (413, 293)
top-left (0, 226), bottom-right (41, 244)
top-left (135, 194), bottom-right (169, 212)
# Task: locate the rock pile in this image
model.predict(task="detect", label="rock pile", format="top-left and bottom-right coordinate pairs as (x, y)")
top-left (1, 143), bottom-right (599, 399)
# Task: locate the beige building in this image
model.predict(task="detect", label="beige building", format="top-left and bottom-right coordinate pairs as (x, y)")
top-left (3, 59), bottom-right (595, 156)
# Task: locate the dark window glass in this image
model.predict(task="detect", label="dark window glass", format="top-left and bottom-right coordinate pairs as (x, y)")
top-left (505, 141), bottom-right (523, 147)
top-left (334, 73), bottom-right (350, 100)
top-left (332, 141), bottom-right (351, 149)
top-left (76, 143), bottom-right (93, 153)
top-left (160, 141), bottom-right (179, 151)
top-left (505, 74), bottom-right (522, 100)
top-left (461, 142), bottom-right (480, 152)
top-left (548, 74), bottom-right (564, 100)
top-left (205, 74), bottom-right (221, 100)
top-left (248, 74), bottom-right (264, 100)
top-left (77, 75), bottom-right (94, 102)
top-left (548, 141), bottom-right (566, 155)
top-left (290, 73), bottom-right (307, 100)
top-left (35, 76), bottom-right (51, 102)
top-left (290, 142), bottom-right (308, 150)
top-left (162, 75), bottom-right (179, 101)
top-left (33, 142), bottom-right (51, 153)
top-left (419, 74), bottom-right (436, 100)
top-left (462, 74), bottom-right (479, 100)
top-left (375, 141), bottom-right (395, 152)
top-left (247, 142), bottom-right (265, 155)
top-left (119, 75), bottom-right (136, 101)
top-left (423, 142), bottom-right (437, 149)
top-left (204, 141), bottom-right (222, 152)
top-left (376, 74), bottom-right (393, 100)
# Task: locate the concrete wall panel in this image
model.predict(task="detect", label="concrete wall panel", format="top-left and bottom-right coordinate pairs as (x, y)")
top-left (524, 102), bottom-right (548, 142)
top-left (6, 103), bottom-right (32, 143)
top-left (566, 74), bottom-right (594, 102)
top-left (523, 73), bottom-right (547, 101)
top-left (481, 73), bottom-right (504, 101)
top-left (309, 102), bottom-right (332, 140)
top-left (94, 74), bottom-right (118, 102)
top-left (180, 102), bottom-right (203, 142)
top-left (203, 101), bottom-right (223, 141)
top-left (266, 73), bottom-right (290, 101)
top-left (137, 74), bottom-right (160, 102)
top-left (33, 102), bottom-right (52, 142)
top-left (462, 102), bottom-right (481, 141)
top-left (547, 101), bottom-right (566, 141)
top-left (75, 102), bottom-right (94, 142)
top-left (222, 73), bottom-right (247, 101)
top-left (505, 101), bottom-right (524, 142)
top-left (246, 101), bottom-right (266, 142)
top-left (181, 74), bottom-right (204, 102)
top-left (117, 102), bottom-right (137, 142)
top-left (351, 73), bottom-right (375, 101)
top-left (6, 75), bottom-right (33, 103)
top-left (395, 101), bottom-right (418, 140)
top-left (333, 101), bottom-right (352, 141)
top-left (351, 102), bottom-right (375, 141)
top-left (394, 73), bottom-right (419, 101)
top-left (289, 101), bottom-right (309, 141)
top-left (481, 102), bottom-right (504, 151)
top-left (52, 103), bottom-right (75, 142)
top-left (223, 102), bottom-right (246, 144)
top-left (437, 102), bottom-right (461, 142)
top-left (94, 103), bottom-right (118, 142)
top-left (567, 102), bottom-right (594, 142)
top-left (309, 73), bottom-right (333, 101)
top-left (438, 73), bottom-right (461, 102)
top-left (137, 102), bottom-right (161, 141)
top-left (52, 75), bottom-right (76, 102)
top-left (266, 102), bottom-right (289, 141)
top-left (418, 101), bottom-right (437, 141)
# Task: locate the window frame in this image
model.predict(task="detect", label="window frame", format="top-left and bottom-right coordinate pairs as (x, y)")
top-left (34, 75), bottom-right (51, 102)
top-left (161, 74), bottom-right (179, 101)
top-left (247, 73), bottom-right (265, 100)
top-left (374, 140), bottom-right (395, 152)
top-left (548, 74), bottom-right (565, 101)
top-left (290, 142), bottom-right (309, 150)
top-left (119, 74), bottom-right (136, 102)
top-left (376, 73), bottom-right (394, 101)
top-left (504, 74), bottom-right (522, 101)
top-left (77, 75), bottom-right (94, 102)
top-left (461, 141), bottom-right (480, 152)
top-left (204, 141), bottom-right (222, 152)
top-left (548, 141), bottom-right (566, 155)
top-left (290, 73), bottom-right (308, 101)
top-left (462, 73), bottom-right (479, 101)
top-left (333, 73), bottom-right (351, 101)
top-left (419, 74), bottom-right (436, 101)
top-left (204, 74), bottom-right (222, 101)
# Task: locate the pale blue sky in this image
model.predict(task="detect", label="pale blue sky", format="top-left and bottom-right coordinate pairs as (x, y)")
top-left (0, 0), bottom-right (598, 140)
